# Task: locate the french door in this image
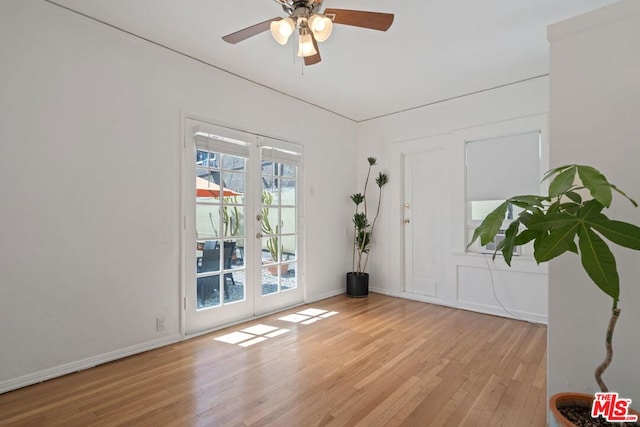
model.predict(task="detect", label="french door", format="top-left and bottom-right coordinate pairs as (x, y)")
top-left (184, 119), bottom-right (303, 335)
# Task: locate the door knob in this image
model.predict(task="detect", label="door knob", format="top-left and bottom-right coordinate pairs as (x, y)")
top-left (404, 219), bottom-right (410, 224)
top-left (256, 233), bottom-right (263, 239)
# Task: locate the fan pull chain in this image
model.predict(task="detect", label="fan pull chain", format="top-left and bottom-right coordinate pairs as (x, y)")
top-left (292, 32), bottom-right (304, 76)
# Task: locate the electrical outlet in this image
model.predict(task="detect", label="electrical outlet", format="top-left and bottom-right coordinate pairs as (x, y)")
top-left (156, 316), bottom-right (166, 331)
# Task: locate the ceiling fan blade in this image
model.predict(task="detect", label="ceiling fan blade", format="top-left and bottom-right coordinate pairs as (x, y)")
top-left (304, 34), bottom-right (322, 66)
top-left (222, 17), bottom-right (281, 44)
top-left (323, 9), bottom-right (394, 31)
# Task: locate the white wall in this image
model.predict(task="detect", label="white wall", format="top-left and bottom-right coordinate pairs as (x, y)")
top-left (356, 77), bottom-right (550, 323)
top-left (547, 0), bottom-right (640, 402)
top-left (0, 0), bottom-right (355, 392)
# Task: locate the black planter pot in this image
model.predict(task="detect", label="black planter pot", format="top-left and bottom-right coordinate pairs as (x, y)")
top-left (346, 272), bottom-right (369, 297)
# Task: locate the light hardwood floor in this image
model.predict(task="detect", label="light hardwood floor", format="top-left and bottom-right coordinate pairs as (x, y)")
top-left (0, 294), bottom-right (547, 426)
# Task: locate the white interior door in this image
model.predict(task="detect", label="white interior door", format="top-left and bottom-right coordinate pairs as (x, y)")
top-left (402, 143), bottom-right (447, 301)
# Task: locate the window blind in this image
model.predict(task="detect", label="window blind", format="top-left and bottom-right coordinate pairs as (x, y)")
top-left (194, 125), bottom-right (251, 158)
top-left (466, 131), bottom-right (541, 201)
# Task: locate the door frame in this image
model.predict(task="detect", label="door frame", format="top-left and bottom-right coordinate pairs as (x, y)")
top-left (180, 117), bottom-right (305, 336)
top-left (394, 134), bottom-right (457, 305)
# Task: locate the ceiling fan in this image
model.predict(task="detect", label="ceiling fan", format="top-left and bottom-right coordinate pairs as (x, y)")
top-left (221, 0), bottom-right (394, 66)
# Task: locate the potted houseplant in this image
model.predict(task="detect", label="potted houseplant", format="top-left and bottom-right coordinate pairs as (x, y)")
top-left (347, 156), bottom-right (389, 297)
top-left (468, 164), bottom-right (640, 426)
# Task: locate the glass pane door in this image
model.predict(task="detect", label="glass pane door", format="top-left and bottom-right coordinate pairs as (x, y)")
top-left (185, 121), bottom-right (254, 334)
top-left (255, 143), bottom-right (303, 315)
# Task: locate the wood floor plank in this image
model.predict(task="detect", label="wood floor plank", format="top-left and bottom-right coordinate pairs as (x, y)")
top-left (0, 294), bottom-right (547, 426)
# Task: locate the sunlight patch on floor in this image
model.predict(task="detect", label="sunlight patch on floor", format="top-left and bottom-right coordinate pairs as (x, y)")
top-left (213, 308), bottom-right (338, 347)
top-left (278, 308), bottom-right (338, 324)
top-left (213, 331), bottom-right (255, 344)
top-left (238, 336), bottom-right (268, 347)
top-left (278, 313), bottom-right (310, 323)
top-left (214, 324), bottom-right (290, 347)
top-left (241, 324), bottom-right (279, 335)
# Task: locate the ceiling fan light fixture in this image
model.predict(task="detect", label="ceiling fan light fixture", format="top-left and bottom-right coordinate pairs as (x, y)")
top-left (270, 17), bottom-right (295, 45)
top-left (297, 30), bottom-right (317, 57)
top-left (308, 14), bottom-right (332, 42)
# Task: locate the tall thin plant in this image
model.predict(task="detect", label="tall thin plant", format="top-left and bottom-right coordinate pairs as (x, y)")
top-left (222, 196), bottom-right (240, 237)
top-left (351, 157), bottom-right (389, 274)
top-left (468, 164), bottom-right (640, 393)
top-left (261, 190), bottom-right (282, 262)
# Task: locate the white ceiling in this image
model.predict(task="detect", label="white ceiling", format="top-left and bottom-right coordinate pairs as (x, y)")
top-left (48, 0), bottom-right (618, 122)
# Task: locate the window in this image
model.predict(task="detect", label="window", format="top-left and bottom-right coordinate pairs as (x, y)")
top-left (465, 131), bottom-right (541, 253)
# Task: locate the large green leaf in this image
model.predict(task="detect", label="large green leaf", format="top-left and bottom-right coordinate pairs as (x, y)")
top-left (518, 209), bottom-right (543, 227)
top-left (577, 199), bottom-right (605, 219)
top-left (578, 224), bottom-right (619, 301)
top-left (559, 203), bottom-right (580, 215)
top-left (533, 223), bottom-right (579, 263)
top-left (611, 184), bottom-right (639, 207)
top-left (587, 215), bottom-right (640, 250)
top-left (577, 165), bottom-right (612, 208)
top-left (477, 202), bottom-right (508, 246)
top-left (514, 229), bottom-right (539, 246)
top-left (533, 231), bottom-right (549, 262)
top-left (467, 202), bottom-right (510, 250)
top-left (547, 201), bottom-right (560, 214)
top-left (498, 220), bottom-right (520, 266)
top-left (526, 212), bottom-right (578, 231)
top-left (549, 166), bottom-right (577, 198)
top-left (542, 164), bottom-right (574, 182)
top-left (468, 226), bottom-right (483, 251)
top-left (509, 195), bottom-right (548, 209)
top-left (565, 191), bottom-right (582, 204)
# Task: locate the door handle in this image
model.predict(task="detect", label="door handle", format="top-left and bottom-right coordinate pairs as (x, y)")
top-left (404, 219), bottom-right (410, 224)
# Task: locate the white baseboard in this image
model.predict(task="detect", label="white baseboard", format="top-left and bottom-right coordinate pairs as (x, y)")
top-left (0, 334), bottom-right (182, 394)
top-left (305, 287), bottom-right (345, 303)
top-left (372, 287), bottom-right (547, 325)
top-left (368, 286), bottom-right (399, 297)
top-left (371, 287), bottom-right (455, 307)
top-left (456, 301), bottom-right (548, 325)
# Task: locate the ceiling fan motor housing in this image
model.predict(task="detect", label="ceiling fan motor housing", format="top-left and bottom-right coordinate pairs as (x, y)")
top-left (280, 0), bottom-right (323, 17)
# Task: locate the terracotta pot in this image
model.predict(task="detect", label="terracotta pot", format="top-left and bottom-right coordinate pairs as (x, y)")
top-left (549, 392), bottom-right (639, 426)
top-left (266, 263), bottom-right (288, 276)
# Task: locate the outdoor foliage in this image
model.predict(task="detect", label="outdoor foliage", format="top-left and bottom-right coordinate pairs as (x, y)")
top-left (468, 164), bottom-right (640, 392)
top-left (261, 190), bottom-right (282, 262)
top-left (351, 157), bottom-right (389, 275)
top-left (222, 196), bottom-right (240, 236)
